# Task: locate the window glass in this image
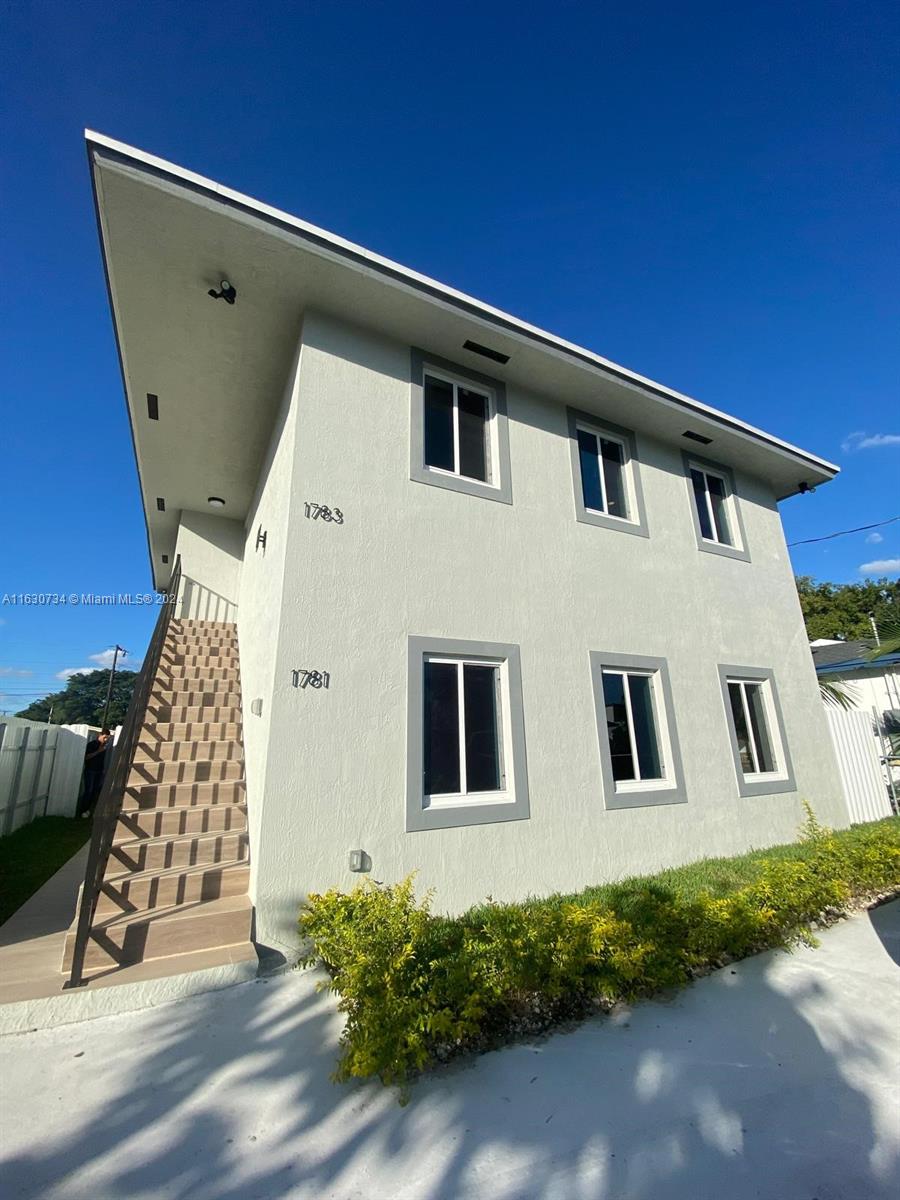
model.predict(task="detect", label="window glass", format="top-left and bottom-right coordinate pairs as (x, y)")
top-left (707, 473), bottom-right (732, 544)
top-left (629, 674), bottom-right (662, 780)
top-left (746, 683), bottom-right (776, 772)
top-left (423, 376), bottom-right (454, 472)
top-left (691, 468), bottom-right (714, 540)
top-left (424, 661), bottom-right (460, 794)
top-left (602, 671), bottom-right (636, 781)
top-left (600, 438), bottom-right (627, 518)
top-left (457, 387), bottom-right (489, 482)
top-left (463, 664), bottom-right (502, 791)
top-left (728, 681), bottom-right (754, 772)
top-left (577, 429), bottom-right (603, 511)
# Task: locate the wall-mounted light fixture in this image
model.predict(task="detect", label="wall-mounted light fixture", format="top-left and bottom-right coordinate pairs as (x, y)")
top-left (208, 279), bottom-right (237, 305)
top-left (798, 481), bottom-right (816, 495)
top-left (207, 496), bottom-right (226, 508)
top-left (250, 698), bottom-right (263, 717)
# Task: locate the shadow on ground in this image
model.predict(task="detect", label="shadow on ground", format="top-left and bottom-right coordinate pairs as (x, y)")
top-left (0, 902), bottom-right (897, 1199)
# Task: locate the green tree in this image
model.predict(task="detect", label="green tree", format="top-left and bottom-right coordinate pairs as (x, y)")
top-left (15, 669), bottom-right (138, 726)
top-left (795, 576), bottom-right (899, 642)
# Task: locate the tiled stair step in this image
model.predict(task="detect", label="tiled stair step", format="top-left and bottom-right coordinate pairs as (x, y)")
top-left (150, 689), bottom-right (242, 708)
top-left (108, 829), bottom-right (249, 873)
top-left (127, 759), bottom-right (243, 786)
top-left (149, 721), bottom-right (242, 742)
top-left (96, 859), bottom-right (250, 918)
top-left (146, 704), bottom-right (242, 725)
top-left (122, 779), bottom-right (247, 810)
top-left (64, 894), bottom-right (253, 972)
top-left (152, 676), bottom-right (241, 694)
top-left (159, 653), bottom-right (239, 671)
top-left (164, 633), bottom-right (237, 648)
top-left (133, 739), bottom-right (243, 763)
top-left (115, 802), bottom-right (247, 841)
top-left (170, 618), bottom-right (237, 632)
top-left (155, 668), bottom-right (242, 686)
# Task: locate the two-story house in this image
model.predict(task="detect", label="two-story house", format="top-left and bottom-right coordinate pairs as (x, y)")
top-left (72, 131), bottom-right (845, 980)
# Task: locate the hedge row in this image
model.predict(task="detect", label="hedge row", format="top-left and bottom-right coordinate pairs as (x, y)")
top-left (299, 810), bottom-right (900, 1086)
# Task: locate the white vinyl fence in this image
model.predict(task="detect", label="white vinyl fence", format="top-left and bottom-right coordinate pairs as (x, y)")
top-left (824, 706), bottom-right (895, 824)
top-left (0, 719), bottom-right (90, 836)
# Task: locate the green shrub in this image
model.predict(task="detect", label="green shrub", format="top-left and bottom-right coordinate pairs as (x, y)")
top-left (300, 814), bottom-right (900, 1086)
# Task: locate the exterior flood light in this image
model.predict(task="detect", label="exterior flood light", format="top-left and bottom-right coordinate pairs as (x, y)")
top-left (207, 496), bottom-right (226, 508)
top-left (208, 279), bottom-right (237, 304)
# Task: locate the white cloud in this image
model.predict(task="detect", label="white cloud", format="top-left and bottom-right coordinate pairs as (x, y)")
top-left (89, 648), bottom-right (132, 669)
top-left (0, 667), bottom-right (32, 677)
top-left (865, 531), bottom-right (884, 544)
top-left (842, 431), bottom-right (900, 453)
top-left (859, 558), bottom-right (900, 576)
top-left (56, 667), bottom-right (95, 681)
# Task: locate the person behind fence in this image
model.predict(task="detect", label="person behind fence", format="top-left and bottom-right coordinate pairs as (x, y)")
top-left (79, 727), bottom-right (112, 817)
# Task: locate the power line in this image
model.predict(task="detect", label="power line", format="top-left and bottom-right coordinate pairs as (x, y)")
top-left (788, 515), bottom-right (900, 548)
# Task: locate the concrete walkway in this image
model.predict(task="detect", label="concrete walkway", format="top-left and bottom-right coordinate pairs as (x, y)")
top-left (1, 902), bottom-right (898, 1200)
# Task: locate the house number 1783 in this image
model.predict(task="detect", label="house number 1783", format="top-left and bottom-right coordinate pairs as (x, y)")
top-left (304, 502), bottom-right (343, 523)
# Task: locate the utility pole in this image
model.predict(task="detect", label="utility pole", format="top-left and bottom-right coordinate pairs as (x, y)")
top-left (869, 614), bottom-right (881, 646)
top-left (101, 645), bottom-right (128, 729)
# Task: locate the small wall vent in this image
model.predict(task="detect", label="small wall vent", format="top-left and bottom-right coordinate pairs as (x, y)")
top-left (147, 393), bottom-right (159, 420)
top-left (156, 497), bottom-right (166, 512)
top-left (463, 339), bottom-right (510, 365)
top-left (683, 430), bottom-right (713, 445)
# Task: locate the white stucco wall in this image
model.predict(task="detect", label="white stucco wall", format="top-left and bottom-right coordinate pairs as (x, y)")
top-left (173, 510), bottom-right (244, 622)
top-left (241, 310), bottom-right (846, 946)
top-left (236, 336), bottom-right (302, 911)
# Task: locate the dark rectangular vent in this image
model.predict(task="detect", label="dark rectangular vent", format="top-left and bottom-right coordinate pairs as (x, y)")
top-left (683, 430), bottom-right (713, 445)
top-left (463, 339), bottom-right (510, 365)
top-left (147, 393), bottom-right (159, 420)
top-left (161, 554), bottom-right (169, 564)
top-left (156, 497), bottom-right (166, 512)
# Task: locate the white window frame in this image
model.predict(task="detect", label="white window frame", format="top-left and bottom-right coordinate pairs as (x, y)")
top-left (407, 636), bottom-right (530, 831)
top-left (690, 463), bottom-right (738, 548)
top-left (717, 664), bottom-right (795, 797)
top-left (575, 420), bottom-right (636, 525)
top-left (600, 667), bottom-right (674, 794)
top-left (422, 365), bottom-right (499, 488)
top-left (423, 653), bottom-right (512, 809)
top-left (589, 651), bottom-right (686, 809)
top-left (683, 453), bottom-right (750, 562)
top-left (726, 677), bottom-right (784, 781)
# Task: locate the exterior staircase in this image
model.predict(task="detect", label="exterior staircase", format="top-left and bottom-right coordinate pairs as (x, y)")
top-left (63, 617), bottom-right (254, 978)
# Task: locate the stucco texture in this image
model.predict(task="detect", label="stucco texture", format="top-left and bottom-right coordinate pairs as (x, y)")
top-left (238, 312), bottom-right (844, 945)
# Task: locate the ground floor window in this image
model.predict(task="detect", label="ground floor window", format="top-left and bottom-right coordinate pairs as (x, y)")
top-left (718, 665), bottom-right (795, 796)
top-left (589, 652), bottom-right (686, 808)
top-left (407, 637), bottom-right (530, 831)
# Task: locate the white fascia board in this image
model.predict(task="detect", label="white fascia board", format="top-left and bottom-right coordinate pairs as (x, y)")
top-left (84, 129), bottom-right (839, 483)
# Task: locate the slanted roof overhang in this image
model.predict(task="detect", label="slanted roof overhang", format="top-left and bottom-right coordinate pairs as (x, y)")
top-left (86, 130), bottom-right (839, 589)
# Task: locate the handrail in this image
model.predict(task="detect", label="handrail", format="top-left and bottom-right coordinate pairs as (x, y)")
top-left (65, 557), bottom-right (182, 988)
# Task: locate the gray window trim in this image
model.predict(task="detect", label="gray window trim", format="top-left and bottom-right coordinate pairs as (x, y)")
top-left (568, 409), bottom-right (649, 537)
top-left (407, 636), bottom-right (530, 831)
top-left (410, 349), bottom-right (513, 504)
top-left (682, 451), bottom-right (751, 562)
top-left (589, 651), bottom-right (687, 809)
top-left (717, 664), bottom-right (796, 797)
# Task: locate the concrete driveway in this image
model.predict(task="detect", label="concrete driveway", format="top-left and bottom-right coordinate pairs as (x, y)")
top-left (1, 901), bottom-right (898, 1200)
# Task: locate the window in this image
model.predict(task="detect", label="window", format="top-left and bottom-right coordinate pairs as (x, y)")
top-left (407, 637), bottom-right (529, 830)
top-left (683, 453), bottom-right (749, 561)
top-left (568, 409), bottom-right (648, 537)
top-left (411, 350), bottom-right (512, 504)
top-left (589, 652), bottom-right (686, 808)
top-left (718, 665), bottom-right (795, 796)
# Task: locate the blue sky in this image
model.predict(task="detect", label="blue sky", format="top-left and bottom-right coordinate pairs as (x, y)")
top-left (1, 0), bottom-right (898, 713)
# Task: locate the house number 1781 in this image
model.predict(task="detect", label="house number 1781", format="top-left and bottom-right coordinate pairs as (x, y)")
top-left (292, 668), bottom-right (330, 690)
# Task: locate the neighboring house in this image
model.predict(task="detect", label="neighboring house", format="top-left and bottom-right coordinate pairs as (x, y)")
top-left (811, 639), bottom-right (900, 720)
top-left (76, 131), bottom-right (847, 973)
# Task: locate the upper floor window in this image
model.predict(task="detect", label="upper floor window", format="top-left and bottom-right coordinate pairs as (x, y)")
top-left (683, 454), bottom-right (750, 561)
top-left (717, 665), bottom-right (795, 796)
top-left (407, 636), bottom-right (529, 830)
top-left (424, 371), bottom-right (493, 484)
top-left (589, 651), bottom-right (686, 808)
top-left (568, 409), bottom-right (649, 537)
top-left (411, 350), bottom-right (512, 504)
